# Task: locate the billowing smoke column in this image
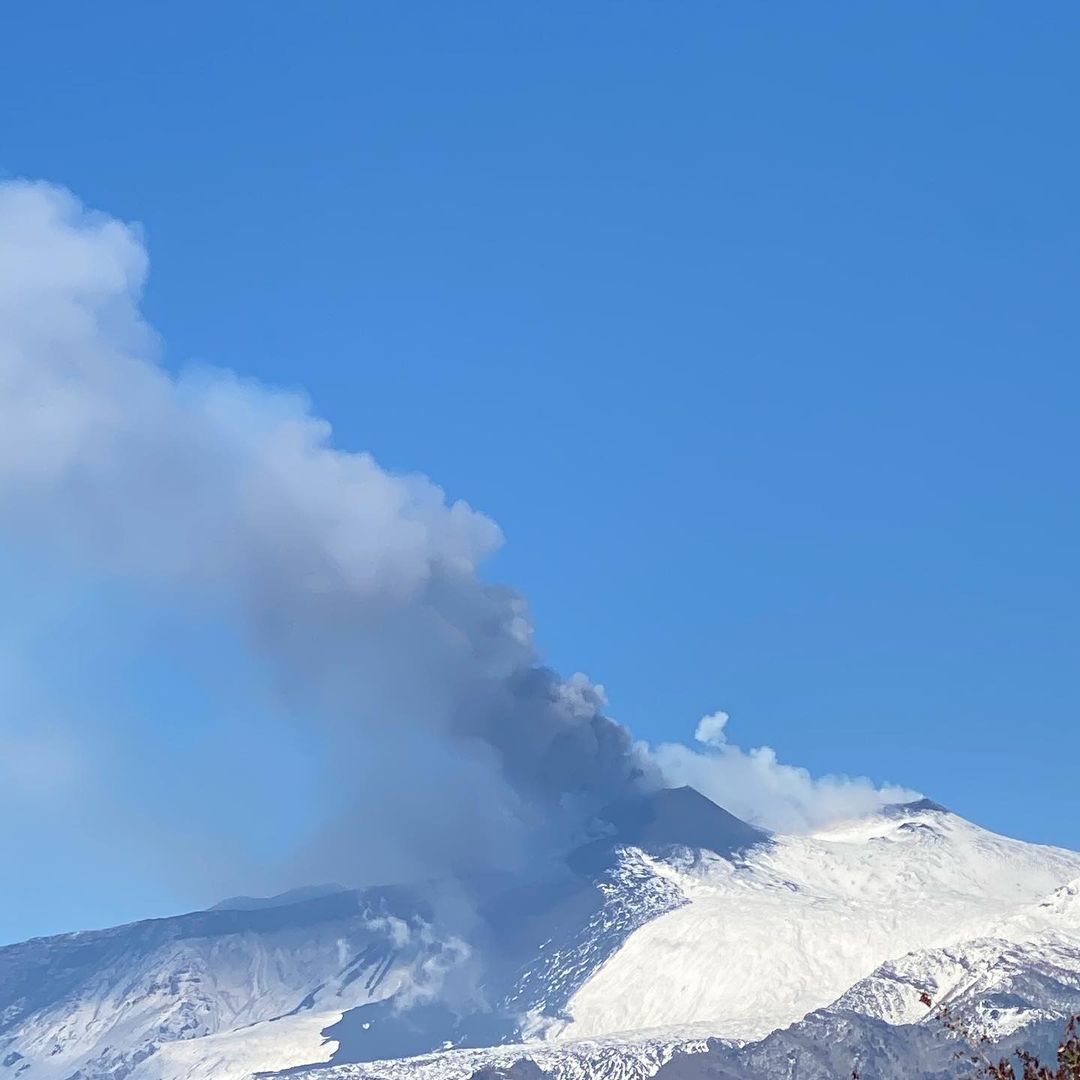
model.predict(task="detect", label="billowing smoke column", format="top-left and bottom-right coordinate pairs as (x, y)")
top-left (0, 181), bottom-right (657, 887)
top-left (0, 182), bottom-right (916, 903)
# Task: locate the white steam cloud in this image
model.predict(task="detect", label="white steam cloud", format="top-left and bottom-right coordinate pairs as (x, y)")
top-left (0, 181), bottom-right (912, 899)
top-left (362, 913), bottom-right (477, 1012)
top-left (651, 711), bottom-right (917, 833)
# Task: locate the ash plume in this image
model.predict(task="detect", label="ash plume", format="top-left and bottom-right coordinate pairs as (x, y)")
top-left (0, 181), bottom-right (911, 906)
top-left (0, 180), bottom-right (656, 891)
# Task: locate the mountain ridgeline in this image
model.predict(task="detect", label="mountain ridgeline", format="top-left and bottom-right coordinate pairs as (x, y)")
top-left (3, 788), bottom-right (1080, 1080)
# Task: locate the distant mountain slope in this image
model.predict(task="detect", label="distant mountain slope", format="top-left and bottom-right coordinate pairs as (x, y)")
top-left (0, 888), bottom-right (427, 1080)
top-left (211, 885), bottom-right (350, 912)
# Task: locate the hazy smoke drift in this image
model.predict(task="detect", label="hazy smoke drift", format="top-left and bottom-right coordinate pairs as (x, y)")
top-left (0, 181), bottom-right (656, 885)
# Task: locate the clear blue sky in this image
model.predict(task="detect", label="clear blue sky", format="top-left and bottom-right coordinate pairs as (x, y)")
top-left (1, 2), bottom-right (1078, 942)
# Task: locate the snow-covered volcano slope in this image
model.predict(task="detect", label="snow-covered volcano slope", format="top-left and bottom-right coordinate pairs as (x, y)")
top-left (311, 909), bottom-right (1080, 1080)
top-left (0, 789), bottom-right (746, 1080)
top-left (4, 790), bottom-right (1080, 1080)
top-left (553, 799), bottom-right (1080, 1042)
top-left (294, 800), bottom-right (1080, 1080)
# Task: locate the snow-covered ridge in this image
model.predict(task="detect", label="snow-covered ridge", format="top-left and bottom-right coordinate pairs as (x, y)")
top-left (833, 933), bottom-right (1080, 1035)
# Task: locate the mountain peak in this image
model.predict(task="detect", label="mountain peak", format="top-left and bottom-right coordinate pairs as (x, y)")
top-left (599, 785), bottom-right (770, 857)
top-left (881, 797), bottom-right (949, 818)
top-left (210, 883), bottom-right (348, 912)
